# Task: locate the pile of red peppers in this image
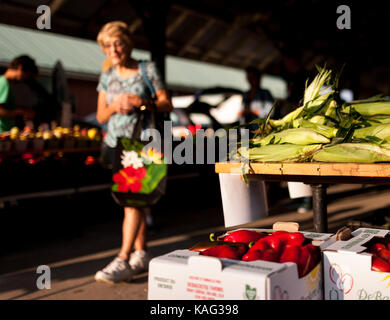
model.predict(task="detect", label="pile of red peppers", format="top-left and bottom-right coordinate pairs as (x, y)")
top-left (367, 238), bottom-right (390, 273)
top-left (191, 229), bottom-right (321, 278)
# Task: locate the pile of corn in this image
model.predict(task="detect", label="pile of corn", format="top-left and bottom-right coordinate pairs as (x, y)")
top-left (234, 67), bottom-right (390, 163)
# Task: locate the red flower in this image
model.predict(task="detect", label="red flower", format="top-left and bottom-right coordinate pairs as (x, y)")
top-left (113, 166), bottom-right (147, 193)
top-left (188, 124), bottom-right (202, 135)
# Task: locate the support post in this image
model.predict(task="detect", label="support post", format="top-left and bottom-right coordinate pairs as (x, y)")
top-left (131, 0), bottom-right (170, 82)
top-left (310, 184), bottom-right (328, 233)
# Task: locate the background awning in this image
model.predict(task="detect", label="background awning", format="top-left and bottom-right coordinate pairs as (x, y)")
top-left (0, 23), bottom-right (288, 98)
top-left (0, 0), bottom-right (389, 97)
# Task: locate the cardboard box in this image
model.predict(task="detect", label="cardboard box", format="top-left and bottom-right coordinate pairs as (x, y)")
top-left (148, 228), bottom-right (334, 300)
top-left (323, 228), bottom-right (390, 300)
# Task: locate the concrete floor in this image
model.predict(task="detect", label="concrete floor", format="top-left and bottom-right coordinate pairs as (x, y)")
top-left (1, 183), bottom-right (390, 300)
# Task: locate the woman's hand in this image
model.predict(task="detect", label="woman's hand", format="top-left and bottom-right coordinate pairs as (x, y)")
top-left (113, 94), bottom-right (144, 114)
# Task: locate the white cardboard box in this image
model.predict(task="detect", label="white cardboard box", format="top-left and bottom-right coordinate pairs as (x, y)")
top-left (148, 229), bottom-right (334, 300)
top-left (323, 228), bottom-right (390, 300)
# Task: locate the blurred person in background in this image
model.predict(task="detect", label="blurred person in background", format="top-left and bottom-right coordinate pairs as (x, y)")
top-left (239, 66), bottom-right (275, 136)
top-left (0, 55), bottom-right (35, 133)
top-left (94, 21), bottom-right (172, 284)
top-left (23, 63), bottom-right (60, 128)
top-left (238, 66), bottom-right (278, 212)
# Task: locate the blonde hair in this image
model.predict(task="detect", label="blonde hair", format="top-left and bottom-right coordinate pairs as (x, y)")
top-left (97, 21), bottom-right (133, 51)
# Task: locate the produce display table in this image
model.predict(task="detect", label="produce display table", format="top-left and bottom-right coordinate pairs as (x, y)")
top-left (215, 162), bottom-right (390, 232)
top-left (0, 147), bottom-right (101, 157)
top-left (0, 147), bottom-right (108, 203)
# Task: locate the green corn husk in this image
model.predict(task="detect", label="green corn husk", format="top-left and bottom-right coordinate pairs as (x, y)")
top-left (239, 144), bottom-right (322, 162)
top-left (353, 124), bottom-right (390, 141)
top-left (323, 100), bottom-right (339, 121)
top-left (252, 128), bottom-right (330, 146)
top-left (306, 91), bottom-right (333, 113)
top-left (269, 106), bottom-right (304, 128)
top-left (312, 143), bottom-right (390, 163)
top-left (350, 101), bottom-right (390, 116)
top-left (303, 69), bottom-right (332, 106)
top-left (308, 115), bottom-right (327, 125)
top-left (364, 116), bottom-right (390, 126)
top-left (292, 119), bottom-right (338, 138)
top-left (268, 119), bottom-right (285, 128)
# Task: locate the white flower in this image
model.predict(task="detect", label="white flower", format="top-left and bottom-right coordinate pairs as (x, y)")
top-left (121, 150), bottom-right (144, 169)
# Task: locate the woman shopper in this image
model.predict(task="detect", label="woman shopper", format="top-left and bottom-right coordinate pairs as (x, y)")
top-left (94, 21), bottom-right (172, 284)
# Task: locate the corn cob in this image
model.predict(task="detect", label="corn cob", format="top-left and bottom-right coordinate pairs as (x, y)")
top-left (323, 100), bottom-right (339, 122)
top-left (306, 91), bottom-right (333, 112)
top-left (308, 115), bottom-right (327, 125)
top-left (353, 124), bottom-right (390, 141)
top-left (350, 101), bottom-right (390, 116)
top-left (269, 106), bottom-right (304, 128)
top-left (364, 116), bottom-right (390, 126)
top-left (312, 143), bottom-right (390, 163)
top-left (241, 144), bottom-right (322, 162)
top-left (292, 119), bottom-right (338, 138)
top-left (252, 128), bottom-right (330, 146)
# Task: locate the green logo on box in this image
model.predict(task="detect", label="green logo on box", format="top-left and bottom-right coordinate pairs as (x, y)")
top-left (244, 285), bottom-right (257, 300)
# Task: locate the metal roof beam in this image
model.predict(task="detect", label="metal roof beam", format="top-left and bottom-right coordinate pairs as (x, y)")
top-left (129, 18), bottom-right (142, 33)
top-left (50, 0), bottom-right (68, 16)
top-left (177, 19), bottom-right (214, 56)
top-left (172, 4), bottom-right (224, 25)
top-left (200, 21), bottom-right (240, 61)
top-left (221, 35), bottom-right (253, 64)
top-left (166, 10), bottom-right (189, 37)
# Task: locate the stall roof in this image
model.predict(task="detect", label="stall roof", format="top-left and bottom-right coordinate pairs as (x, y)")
top-left (0, 0), bottom-right (389, 95)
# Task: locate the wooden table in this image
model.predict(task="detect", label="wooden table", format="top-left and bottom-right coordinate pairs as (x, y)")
top-left (215, 162), bottom-right (390, 232)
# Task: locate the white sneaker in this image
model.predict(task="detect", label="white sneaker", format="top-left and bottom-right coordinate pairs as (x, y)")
top-left (129, 250), bottom-right (151, 274)
top-left (95, 257), bottom-right (134, 284)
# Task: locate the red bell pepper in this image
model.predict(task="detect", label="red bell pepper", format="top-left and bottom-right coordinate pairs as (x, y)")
top-left (378, 248), bottom-right (390, 261)
top-left (243, 238), bottom-right (270, 259)
top-left (200, 245), bottom-right (242, 260)
top-left (372, 256), bottom-right (390, 272)
top-left (279, 245), bottom-right (300, 265)
top-left (371, 243), bottom-right (386, 254)
top-left (279, 244), bottom-right (319, 278)
top-left (264, 234), bottom-right (286, 254)
top-left (223, 230), bottom-right (268, 244)
top-left (242, 249), bottom-right (279, 262)
top-left (242, 249), bottom-right (263, 262)
top-left (260, 249), bottom-right (279, 263)
top-left (262, 231), bottom-right (306, 254)
top-left (284, 232), bottom-right (306, 247)
top-left (249, 238), bottom-right (270, 251)
top-left (297, 246), bottom-right (314, 277)
top-left (305, 243), bottom-right (321, 270)
top-left (190, 241), bottom-right (247, 255)
top-left (271, 231), bottom-right (289, 239)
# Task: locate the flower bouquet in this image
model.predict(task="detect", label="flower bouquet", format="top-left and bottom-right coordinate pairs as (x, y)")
top-left (111, 137), bottom-right (167, 207)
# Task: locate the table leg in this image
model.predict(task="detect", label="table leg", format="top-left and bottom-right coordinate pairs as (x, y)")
top-left (310, 184), bottom-right (328, 233)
